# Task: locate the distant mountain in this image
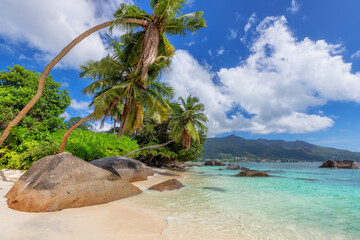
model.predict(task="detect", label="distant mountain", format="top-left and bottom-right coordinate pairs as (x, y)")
top-left (203, 135), bottom-right (360, 161)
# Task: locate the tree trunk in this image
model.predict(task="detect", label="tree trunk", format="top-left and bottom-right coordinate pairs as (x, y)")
top-left (124, 140), bottom-right (174, 157)
top-left (58, 114), bottom-right (92, 154)
top-left (117, 97), bottom-right (132, 139)
top-left (0, 21), bottom-right (113, 147)
top-left (113, 120), bottom-right (117, 134)
top-left (135, 21), bottom-right (160, 81)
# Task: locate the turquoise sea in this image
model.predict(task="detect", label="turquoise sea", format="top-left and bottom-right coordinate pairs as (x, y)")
top-left (131, 162), bottom-right (360, 240)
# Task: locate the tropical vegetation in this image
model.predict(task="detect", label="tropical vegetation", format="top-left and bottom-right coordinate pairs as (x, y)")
top-left (0, 1), bottom-right (208, 170)
top-left (0, 0), bottom-right (206, 146)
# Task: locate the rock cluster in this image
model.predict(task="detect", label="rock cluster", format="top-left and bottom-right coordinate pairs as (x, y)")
top-left (204, 160), bottom-right (226, 166)
top-left (319, 160), bottom-right (360, 169)
top-left (5, 153), bottom-right (141, 212)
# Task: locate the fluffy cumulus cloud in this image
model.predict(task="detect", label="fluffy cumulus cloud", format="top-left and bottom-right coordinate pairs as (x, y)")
top-left (70, 99), bottom-right (91, 111)
top-left (164, 16), bottom-right (360, 136)
top-left (0, 0), bottom-right (132, 69)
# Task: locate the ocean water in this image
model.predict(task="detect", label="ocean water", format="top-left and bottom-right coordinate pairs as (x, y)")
top-left (130, 162), bottom-right (360, 240)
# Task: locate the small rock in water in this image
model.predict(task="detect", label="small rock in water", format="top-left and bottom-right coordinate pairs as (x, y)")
top-left (226, 164), bottom-right (241, 170)
top-left (204, 161), bottom-right (215, 166)
top-left (149, 179), bottom-right (184, 192)
top-left (203, 187), bottom-right (226, 192)
top-left (235, 167), bottom-right (270, 177)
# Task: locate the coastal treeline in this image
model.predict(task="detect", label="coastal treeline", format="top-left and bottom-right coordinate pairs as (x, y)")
top-left (0, 0), bottom-right (208, 170)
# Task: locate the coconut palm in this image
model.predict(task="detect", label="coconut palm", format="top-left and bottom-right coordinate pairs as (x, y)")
top-left (124, 95), bottom-right (207, 157)
top-left (0, 0), bottom-right (205, 146)
top-left (170, 95), bottom-right (208, 149)
top-left (58, 36), bottom-right (174, 153)
top-left (110, 1), bottom-right (206, 81)
top-left (81, 34), bottom-right (174, 137)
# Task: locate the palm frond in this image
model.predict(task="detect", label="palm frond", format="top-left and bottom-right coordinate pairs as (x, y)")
top-left (110, 4), bottom-right (151, 32)
top-left (163, 11), bottom-right (206, 36)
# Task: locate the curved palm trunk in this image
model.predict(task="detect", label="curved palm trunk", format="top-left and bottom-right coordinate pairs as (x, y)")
top-left (117, 97), bottom-right (132, 139)
top-left (113, 120), bottom-right (117, 134)
top-left (0, 21), bottom-right (113, 147)
top-left (124, 140), bottom-right (174, 157)
top-left (135, 21), bottom-right (160, 81)
top-left (58, 114), bottom-right (92, 154)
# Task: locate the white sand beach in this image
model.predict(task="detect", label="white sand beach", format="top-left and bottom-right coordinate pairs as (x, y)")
top-left (0, 169), bottom-right (185, 240)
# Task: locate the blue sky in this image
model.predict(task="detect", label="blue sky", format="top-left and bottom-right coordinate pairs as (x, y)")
top-left (1, 0), bottom-right (360, 151)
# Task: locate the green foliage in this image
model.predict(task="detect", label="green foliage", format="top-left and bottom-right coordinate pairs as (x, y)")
top-left (0, 128), bottom-right (139, 170)
top-left (0, 65), bottom-right (70, 131)
top-left (0, 65), bottom-right (139, 170)
top-left (130, 115), bottom-right (207, 166)
top-left (0, 65), bottom-right (72, 169)
top-left (57, 129), bottom-right (139, 160)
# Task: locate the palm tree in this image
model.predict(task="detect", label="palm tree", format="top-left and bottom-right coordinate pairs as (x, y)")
top-left (110, 1), bottom-right (206, 81)
top-left (0, 0), bottom-right (205, 146)
top-left (80, 34), bottom-right (174, 138)
top-left (58, 36), bottom-right (174, 153)
top-left (124, 95), bottom-right (208, 157)
top-left (170, 95), bottom-right (208, 149)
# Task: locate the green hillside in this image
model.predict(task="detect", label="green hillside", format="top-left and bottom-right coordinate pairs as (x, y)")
top-left (203, 135), bottom-right (360, 161)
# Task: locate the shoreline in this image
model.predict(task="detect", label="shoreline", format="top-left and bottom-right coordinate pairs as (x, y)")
top-left (0, 168), bottom-right (187, 240)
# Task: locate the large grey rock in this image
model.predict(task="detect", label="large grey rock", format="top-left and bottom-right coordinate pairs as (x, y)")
top-left (319, 160), bottom-right (360, 169)
top-left (5, 153), bottom-right (141, 212)
top-left (91, 156), bottom-right (154, 182)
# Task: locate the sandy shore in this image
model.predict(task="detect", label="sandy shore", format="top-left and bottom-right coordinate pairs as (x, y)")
top-left (0, 168), bottom-right (186, 240)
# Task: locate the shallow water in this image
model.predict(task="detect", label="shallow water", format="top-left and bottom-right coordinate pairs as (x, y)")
top-left (130, 162), bottom-right (360, 240)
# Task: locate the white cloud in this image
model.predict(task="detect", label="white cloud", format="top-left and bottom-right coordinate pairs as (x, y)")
top-left (208, 49), bottom-right (212, 56)
top-left (241, 13), bottom-right (257, 44)
top-left (164, 16), bottom-right (360, 136)
top-left (287, 0), bottom-right (300, 14)
top-left (60, 111), bottom-right (70, 121)
top-left (0, 0), bottom-right (131, 69)
top-left (62, 82), bottom-right (70, 88)
top-left (185, 41), bottom-right (195, 47)
top-left (70, 99), bottom-right (90, 111)
top-left (228, 29), bottom-right (238, 40)
top-left (351, 50), bottom-right (360, 59)
top-left (93, 121), bottom-right (113, 132)
top-left (244, 13), bottom-right (257, 33)
top-left (217, 47), bottom-right (225, 56)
